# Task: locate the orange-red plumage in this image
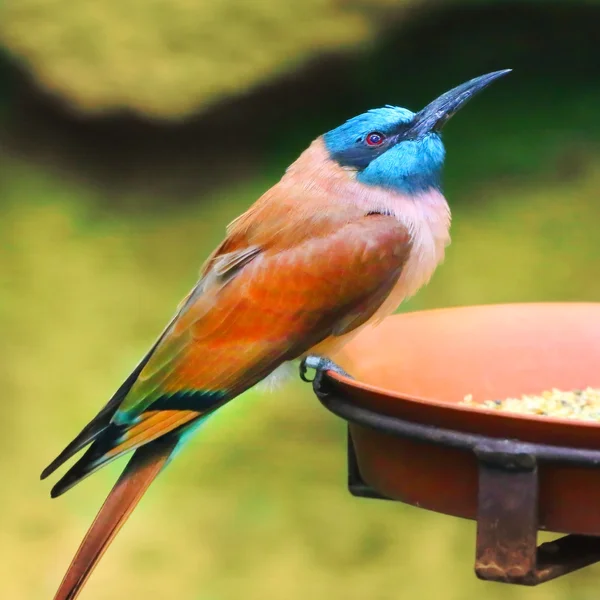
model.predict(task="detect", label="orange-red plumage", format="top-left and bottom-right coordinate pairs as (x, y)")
top-left (44, 138), bottom-right (443, 600)
top-left (43, 69), bottom-right (511, 600)
top-left (117, 141), bottom-right (418, 416)
top-left (119, 213), bottom-right (411, 420)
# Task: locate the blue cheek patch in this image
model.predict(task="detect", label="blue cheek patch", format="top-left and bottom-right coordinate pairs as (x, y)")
top-left (358, 135), bottom-right (446, 194)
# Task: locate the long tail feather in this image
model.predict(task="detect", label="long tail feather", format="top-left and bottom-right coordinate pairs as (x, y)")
top-left (53, 435), bottom-right (179, 600)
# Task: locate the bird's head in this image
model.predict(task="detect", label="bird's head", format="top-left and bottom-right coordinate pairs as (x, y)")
top-left (323, 70), bottom-right (511, 194)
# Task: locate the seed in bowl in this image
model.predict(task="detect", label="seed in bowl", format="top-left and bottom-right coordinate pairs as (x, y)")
top-left (460, 387), bottom-right (600, 421)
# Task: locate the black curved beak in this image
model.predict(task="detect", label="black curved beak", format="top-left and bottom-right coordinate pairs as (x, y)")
top-left (405, 69), bottom-right (512, 138)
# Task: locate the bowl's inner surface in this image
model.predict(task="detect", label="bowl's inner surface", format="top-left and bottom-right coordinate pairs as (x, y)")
top-left (335, 304), bottom-right (600, 535)
top-left (334, 303), bottom-right (600, 405)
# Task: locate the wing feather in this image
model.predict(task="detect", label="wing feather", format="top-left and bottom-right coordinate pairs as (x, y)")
top-left (47, 213), bottom-right (411, 495)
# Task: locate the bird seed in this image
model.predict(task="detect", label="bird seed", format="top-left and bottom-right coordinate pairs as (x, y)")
top-left (460, 387), bottom-right (600, 421)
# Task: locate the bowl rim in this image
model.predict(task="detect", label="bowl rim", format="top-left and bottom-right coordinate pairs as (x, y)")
top-left (328, 301), bottom-right (600, 432)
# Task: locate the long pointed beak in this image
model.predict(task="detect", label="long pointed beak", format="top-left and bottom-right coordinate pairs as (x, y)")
top-left (406, 69), bottom-right (511, 138)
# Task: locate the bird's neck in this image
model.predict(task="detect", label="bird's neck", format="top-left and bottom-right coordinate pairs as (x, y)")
top-left (281, 138), bottom-right (450, 229)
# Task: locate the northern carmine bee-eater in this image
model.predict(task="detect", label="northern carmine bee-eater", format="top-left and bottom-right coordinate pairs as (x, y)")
top-left (42, 69), bottom-right (510, 599)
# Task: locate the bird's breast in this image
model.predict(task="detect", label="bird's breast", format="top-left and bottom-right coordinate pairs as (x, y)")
top-left (383, 187), bottom-right (451, 306)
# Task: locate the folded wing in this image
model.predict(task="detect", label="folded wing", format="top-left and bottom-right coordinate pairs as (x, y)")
top-left (44, 213), bottom-right (411, 496)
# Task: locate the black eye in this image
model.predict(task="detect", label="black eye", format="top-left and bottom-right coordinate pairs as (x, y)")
top-left (366, 132), bottom-right (385, 146)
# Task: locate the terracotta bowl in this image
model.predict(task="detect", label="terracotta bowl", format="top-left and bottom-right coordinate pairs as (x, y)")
top-left (329, 303), bottom-right (600, 536)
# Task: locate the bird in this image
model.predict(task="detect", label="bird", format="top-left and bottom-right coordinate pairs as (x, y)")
top-left (41, 69), bottom-right (510, 600)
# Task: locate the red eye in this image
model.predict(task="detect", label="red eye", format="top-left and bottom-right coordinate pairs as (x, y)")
top-left (366, 132), bottom-right (385, 146)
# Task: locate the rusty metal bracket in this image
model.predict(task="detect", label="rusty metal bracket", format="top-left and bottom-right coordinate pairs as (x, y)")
top-left (474, 442), bottom-right (600, 584)
top-left (308, 364), bottom-right (600, 586)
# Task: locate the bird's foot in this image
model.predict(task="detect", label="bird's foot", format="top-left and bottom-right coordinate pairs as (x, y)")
top-left (299, 355), bottom-right (352, 383)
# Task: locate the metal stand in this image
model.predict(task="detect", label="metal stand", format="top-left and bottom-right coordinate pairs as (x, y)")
top-left (306, 363), bottom-right (600, 586)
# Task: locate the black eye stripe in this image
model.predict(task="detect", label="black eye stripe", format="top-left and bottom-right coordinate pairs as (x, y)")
top-left (327, 122), bottom-right (412, 170)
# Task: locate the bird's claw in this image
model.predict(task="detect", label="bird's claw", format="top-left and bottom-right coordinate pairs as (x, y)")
top-left (299, 355), bottom-right (352, 382)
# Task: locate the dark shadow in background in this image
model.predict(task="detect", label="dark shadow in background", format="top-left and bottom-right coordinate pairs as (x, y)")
top-left (0, 2), bottom-right (599, 212)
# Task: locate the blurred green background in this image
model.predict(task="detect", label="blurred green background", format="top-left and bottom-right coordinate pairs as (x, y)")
top-left (2, 1), bottom-right (600, 599)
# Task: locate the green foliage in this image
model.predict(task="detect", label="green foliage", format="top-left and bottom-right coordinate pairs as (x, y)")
top-left (1, 0), bottom-right (597, 118)
top-left (0, 0), bottom-right (402, 117)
